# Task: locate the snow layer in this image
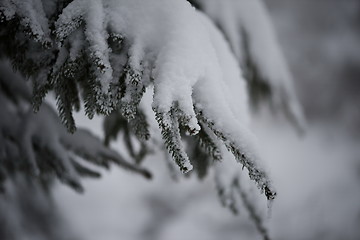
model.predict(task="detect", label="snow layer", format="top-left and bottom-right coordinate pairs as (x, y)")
top-left (0, 0), bottom-right (51, 44)
top-left (1, 0), bottom-right (274, 200)
top-left (54, 0), bottom-right (273, 193)
top-left (197, 0), bottom-right (306, 132)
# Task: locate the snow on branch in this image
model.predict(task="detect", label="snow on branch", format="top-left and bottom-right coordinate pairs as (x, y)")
top-left (0, 0), bottom-right (276, 201)
top-left (0, 0), bottom-right (51, 46)
top-left (0, 60), bottom-right (151, 192)
top-left (191, 0), bottom-right (306, 133)
top-left (214, 154), bottom-right (271, 240)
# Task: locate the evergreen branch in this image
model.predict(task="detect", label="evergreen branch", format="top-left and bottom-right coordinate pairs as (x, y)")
top-left (0, 0), bottom-right (52, 46)
top-left (32, 78), bottom-right (53, 113)
top-left (120, 65), bottom-right (145, 119)
top-left (233, 177), bottom-right (271, 240)
top-left (197, 123), bottom-right (222, 161)
top-left (60, 128), bottom-right (152, 179)
top-left (53, 58), bottom-right (81, 133)
top-left (54, 0), bottom-right (85, 45)
top-left (103, 111), bottom-right (127, 146)
top-left (197, 109), bottom-right (276, 201)
top-left (154, 108), bottom-right (193, 173)
top-left (70, 158), bottom-right (101, 179)
top-left (186, 137), bottom-right (211, 180)
top-left (214, 168), bottom-right (239, 215)
top-left (129, 110), bottom-right (150, 141)
top-left (184, 123), bottom-right (221, 180)
top-left (103, 108), bottom-right (150, 164)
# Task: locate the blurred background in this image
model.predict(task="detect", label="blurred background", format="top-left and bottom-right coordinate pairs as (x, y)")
top-left (1, 0), bottom-right (360, 240)
top-left (268, 0), bottom-right (360, 135)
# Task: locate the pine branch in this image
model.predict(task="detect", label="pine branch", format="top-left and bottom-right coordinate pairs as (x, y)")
top-left (196, 123), bottom-right (222, 162)
top-left (233, 177), bottom-right (271, 240)
top-left (197, 109), bottom-right (276, 201)
top-left (214, 165), bottom-right (239, 215)
top-left (154, 108), bottom-right (193, 173)
top-left (53, 57), bottom-right (81, 132)
top-left (70, 158), bottom-right (101, 178)
top-left (193, 0), bottom-right (306, 134)
top-left (0, 0), bottom-right (52, 46)
top-left (61, 128), bottom-right (152, 179)
top-left (120, 65), bottom-right (145, 119)
top-left (184, 123), bottom-right (221, 180)
top-left (103, 108), bottom-right (150, 164)
top-left (129, 110), bottom-right (150, 141)
top-left (186, 137), bottom-right (211, 180)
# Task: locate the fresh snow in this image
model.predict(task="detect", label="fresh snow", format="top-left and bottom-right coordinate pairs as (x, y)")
top-left (197, 0), bottom-right (306, 132)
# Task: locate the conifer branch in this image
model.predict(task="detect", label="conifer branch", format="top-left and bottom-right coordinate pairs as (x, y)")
top-left (154, 108), bottom-right (193, 173)
top-left (233, 177), bottom-right (271, 240)
top-left (197, 109), bottom-right (276, 201)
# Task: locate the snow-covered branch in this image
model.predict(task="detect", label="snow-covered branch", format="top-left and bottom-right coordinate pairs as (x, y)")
top-left (0, 0), bottom-right (276, 200)
top-left (190, 0), bottom-right (306, 133)
top-left (0, 60), bottom-right (151, 192)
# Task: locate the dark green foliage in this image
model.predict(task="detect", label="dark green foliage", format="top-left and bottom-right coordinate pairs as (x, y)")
top-left (108, 35), bottom-right (127, 107)
top-left (0, 63), bottom-right (152, 192)
top-left (108, 33), bottom-right (124, 54)
top-left (32, 76), bottom-right (53, 113)
top-left (0, 1), bottom-right (132, 124)
top-left (196, 109), bottom-right (276, 201)
top-left (53, 58), bottom-right (81, 132)
top-left (121, 65), bottom-right (146, 120)
top-left (35, 144), bottom-right (84, 193)
top-left (196, 123), bottom-right (222, 161)
top-left (78, 70), bottom-right (97, 119)
top-left (129, 110), bottom-right (150, 141)
top-left (186, 138), bottom-right (211, 180)
top-left (154, 108), bottom-right (192, 173)
top-left (103, 108), bottom-right (150, 164)
top-left (104, 111), bottom-right (128, 146)
top-left (185, 124), bottom-right (221, 179)
top-left (0, 25), bottom-right (52, 79)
